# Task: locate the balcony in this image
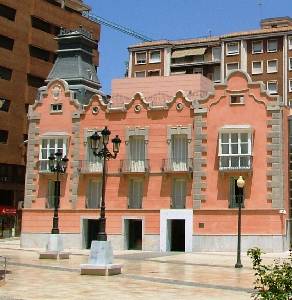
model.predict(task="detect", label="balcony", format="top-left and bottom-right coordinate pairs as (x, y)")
top-left (219, 155), bottom-right (252, 172)
top-left (120, 159), bottom-right (150, 174)
top-left (79, 160), bottom-right (103, 174)
top-left (161, 158), bottom-right (193, 173)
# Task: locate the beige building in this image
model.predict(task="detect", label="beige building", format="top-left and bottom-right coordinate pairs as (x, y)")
top-left (0, 0), bottom-right (100, 236)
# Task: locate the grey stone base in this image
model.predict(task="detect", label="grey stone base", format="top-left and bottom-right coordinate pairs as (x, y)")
top-left (80, 264), bottom-right (122, 276)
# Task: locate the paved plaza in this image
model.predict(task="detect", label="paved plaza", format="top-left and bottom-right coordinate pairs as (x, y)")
top-left (0, 238), bottom-right (289, 300)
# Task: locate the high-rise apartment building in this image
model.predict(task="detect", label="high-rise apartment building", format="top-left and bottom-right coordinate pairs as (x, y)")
top-left (0, 0), bottom-right (100, 236)
top-left (128, 17), bottom-right (292, 105)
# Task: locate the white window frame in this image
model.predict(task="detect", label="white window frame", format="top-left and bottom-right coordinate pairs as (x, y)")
top-left (134, 71), bottom-right (146, 78)
top-left (289, 79), bottom-right (292, 92)
top-left (226, 62), bottom-right (239, 75)
top-left (230, 94), bottom-right (245, 105)
top-left (218, 128), bottom-right (253, 170)
top-left (289, 36), bottom-right (292, 50)
top-left (289, 57), bottom-right (292, 71)
top-left (252, 61), bottom-right (263, 74)
top-left (252, 40), bottom-right (263, 54)
top-left (39, 136), bottom-right (68, 171)
top-left (267, 59), bottom-right (278, 73)
top-left (267, 39), bottom-right (278, 53)
top-left (226, 42), bottom-right (239, 56)
top-left (267, 81), bottom-right (278, 95)
top-left (147, 69), bottom-right (161, 76)
top-left (135, 51), bottom-right (147, 64)
top-left (50, 103), bottom-right (63, 113)
top-left (212, 47), bottom-right (221, 62)
top-left (149, 50), bottom-right (161, 63)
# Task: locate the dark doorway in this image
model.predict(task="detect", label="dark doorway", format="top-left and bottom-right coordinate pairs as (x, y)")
top-left (171, 219), bottom-right (185, 251)
top-left (86, 219), bottom-right (99, 249)
top-left (128, 219), bottom-right (142, 250)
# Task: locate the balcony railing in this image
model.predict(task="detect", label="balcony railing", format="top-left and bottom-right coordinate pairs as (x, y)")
top-left (162, 158), bottom-right (193, 173)
top-left (219, 155), bottom-right (252, 171)
top-left (120, 159), bottom-right (150, 174)
top-left (79, 160), bottom-right (103, 174)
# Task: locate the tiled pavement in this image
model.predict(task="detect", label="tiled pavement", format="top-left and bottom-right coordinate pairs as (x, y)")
top-left (0, 238), bottom-right (289, 300)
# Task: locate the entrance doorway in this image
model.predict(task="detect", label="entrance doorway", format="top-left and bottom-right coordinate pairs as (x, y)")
top-left (125, 219), bottom-right (142, 250)
top-left (169, 219), bottom-right (185, 251)
top-left (84, 219), bottom-right (99, 249)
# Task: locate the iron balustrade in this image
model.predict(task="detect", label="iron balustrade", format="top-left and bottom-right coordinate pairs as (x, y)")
top-left (219, 155), bottom-right (252, 171)
top-left (120, 159), bottom-right (150, 173)
top-left (161, 158), bottom-right (193, 173)
top-left (79, 160), bottom-right (104, 173)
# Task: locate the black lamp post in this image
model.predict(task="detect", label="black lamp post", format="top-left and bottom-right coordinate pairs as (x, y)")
top-left (235, 175), bottom-right (245, 268)
top-left (90, 126), bottom-right (121, 241)
top-left (48, 151), bottom-right (69, 234)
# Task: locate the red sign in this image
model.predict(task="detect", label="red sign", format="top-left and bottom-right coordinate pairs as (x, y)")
top-left (0, 206), bottom-right (17, 215)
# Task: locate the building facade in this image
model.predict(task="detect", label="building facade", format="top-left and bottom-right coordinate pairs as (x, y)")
top-left (21, 30), bottom-right (291, 252)
top-left (128, 17), bottom-right (292, 107)
top-left (0, 0), bottom-right (99, 237)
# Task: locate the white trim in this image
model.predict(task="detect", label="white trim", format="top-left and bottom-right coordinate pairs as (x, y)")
top-left (267, 39), bottom-right (278, 53)
top-left (135, 51), bottom-right (147, 65)
top-left (267, 80), bottom-right (278, 94)
top-left (134, 70), bottom-right (146, 78)
top-left (289, 79), bottom-right (292, 92)
top-left (288, 36), bottom-right (292, 50)
top-left (226, 41), bottom-right (240, 56)
top-left (164, 47), bottom-right (171, 76)
top-left (252, 40), bottom-right (263, 54)
top-left (128, 52), bottom-right (133, 78)
top-left (240, 40), bottom-right (247, 72)
top-left (149, 50), bottom-right (161, 64)
top-left (160, 209), bottom-right (193, 252)
top-left (40, 132), bottom-right (70, 137)
top-left (251, 61), bottom-right (263, 74)
top-left (267, 59), bottom-right (278, 73)
top-left (226, 62), bottom-right (239, 75)
top-left (289, 57), bottom-right (292, 70)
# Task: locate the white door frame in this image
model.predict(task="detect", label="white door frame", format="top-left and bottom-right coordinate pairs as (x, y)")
top-left (122, 216), bottom-right (144, 250)
top-left (160, 209), bottom-right (193, 252)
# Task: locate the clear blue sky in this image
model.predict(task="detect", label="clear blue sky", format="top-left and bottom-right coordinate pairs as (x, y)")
top-left (85, 0), bottom-right (292, 94)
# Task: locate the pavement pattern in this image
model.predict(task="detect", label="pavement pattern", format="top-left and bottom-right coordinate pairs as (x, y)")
top-left (0, 238), bottom-right (289, 300)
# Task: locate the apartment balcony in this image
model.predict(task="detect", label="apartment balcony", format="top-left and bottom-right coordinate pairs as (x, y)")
top-left (219, 155), bottom-right (253, 172)
top-left (161, 158), bottom-right (193, 173)
top-left (79, 160), bottom-right (103, 174)
top-left (170, 58), bottom-right (221, 68)
top-left (119, 159), bottom-right (150, 174)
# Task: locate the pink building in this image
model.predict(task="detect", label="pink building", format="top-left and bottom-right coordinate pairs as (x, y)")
top-left (21, 30), bottom-right (291, 252)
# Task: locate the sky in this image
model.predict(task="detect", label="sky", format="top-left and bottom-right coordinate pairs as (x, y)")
top-left (85, 0), bottom-right (292, 94)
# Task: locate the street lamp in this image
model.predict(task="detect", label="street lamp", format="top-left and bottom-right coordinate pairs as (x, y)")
top-left (90, 126), bottom-right (121, 241)
top-left (235, 175), bottom-right (245, 268)
top-left (48, 151), bottom-right (69, 234)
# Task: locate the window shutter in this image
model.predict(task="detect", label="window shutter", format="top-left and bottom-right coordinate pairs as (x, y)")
top-left (129, 179), bottom-right (143, 208)
top-left (87, 180), bottom-right (101, 208)
top-left (172, 179), bottom-right (186, 209)
top-left (47, 180), bottom-right (55, 208)
top-left (129, 136), bottom-right (145, 171)
top-left (171, 134), bottom-right (187, 171)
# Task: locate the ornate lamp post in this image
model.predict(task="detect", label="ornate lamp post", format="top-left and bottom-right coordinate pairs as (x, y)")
top-left (90, 126), bottom-right (121, 241)
top-left (48, 151), bottom-right (69, 234)
top-left (235, 175), bottom-right (245, 268)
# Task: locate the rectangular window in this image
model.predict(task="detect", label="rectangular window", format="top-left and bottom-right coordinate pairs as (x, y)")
top-left (172, 178), bottom-right (186, 209)
top-left (0, 98), bottom-right (11, 112)
top-left (252, 40), bottom-right (263, 54)
top-left (51, 103), bottom-right (62, 112)
top-left (226, 62), bottom-right (239, 74)
top-left (129, 135), bottom-right (145, 172)
top-left (267, 60), bottom-right (278, 73)
top-left (289, 57), bottom-right (292, 71)
top-left (267, 81), bottom-right (278, 94)
top-left (252, 61), bottom-right (263, 74)
top-left (267, 39), bottom-right (278, 52)
top-left (212, 47), bottom-right (221, 62)
top-left (134, 71), bottom-right (146, 78)
top-left (226, 42), bottom-right (239, 55)
top-left (219, 131), bottom-right (252, 171)
top-left (0, 35), bottom-right (14, 50)
top-left (31, 16), bottom-right (60, 35)
top-left (86, 136), bottom-right (103, 172)
top-left (213, 65), bottom-right (221, 82)
top-left (86, 180), bottom-right (102, 208)
top-left (0, 66), bottom-right (12, 80)
top-left (128, 179), bottom-right (143, 208)
top-left (27, 74), bottom-right (45, 88)
top-left (229, 177), bottom-right (244, 208)
top-left (171, 134), bottom-right (188, 171)
top-left (135, 52), bottom-right (147, 64)
top-left (149, 50), bottom-right (161, 63)
top-left (0, 4), bottom-right (16, 21)
top-left (289, 79), bottom-right (292, 92)
top-left (0, 130), bottom-right (8, 144)
top-left (29, 45), bottom-right (50, 62)
top-left (39, 137), bottom-right (67, 171)
top-left (230, 95), bottom-right (244, 104)
top-left (193, 67), bottom-right (203, 74)
top-left (289, 36), bottom-right (292, 50)
top-left (148, 70), bottom-right (160, 77)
